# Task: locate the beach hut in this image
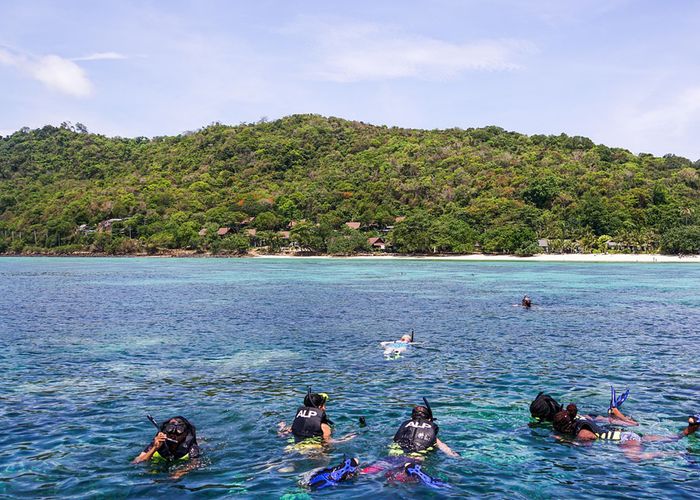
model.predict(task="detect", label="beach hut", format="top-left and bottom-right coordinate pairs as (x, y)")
top-left (368, 237), bottom-right (386, 250)
top-left (217, 227), bottom-right (231, 236)
top-left (345, 221), bottom-right (361, 230)
top-left (538, 238), bottom-right (550, 253)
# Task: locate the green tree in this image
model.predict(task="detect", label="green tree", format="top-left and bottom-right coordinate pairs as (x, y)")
top-left (430, 214), bottom-right (477, 253)
top-left (481, 224), bottom-right (537, 254)
top-left (660, 226), bottom-right (700, 254)
top-left (390, 212), bottom-right (432, 253)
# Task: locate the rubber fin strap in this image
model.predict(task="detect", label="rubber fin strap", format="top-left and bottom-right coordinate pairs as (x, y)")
top-left (308, 458), bottom-right (358, 489)
top-left (405, 463), bottom-right (449, 489)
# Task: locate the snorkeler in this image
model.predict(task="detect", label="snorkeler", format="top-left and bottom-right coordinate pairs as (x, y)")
top-left (359, 398), bottom-right (458, 488)
top-left (132, 415), bottom-right (201, 478)
top-left (278, 389), bottom-right (356, 445)
top-left (530, 387), bottom-right (638, 427)
top-left (521, 295), bottom-right (532, 308)
top-left (391, 402), bottom-right (459, 457)
top-left (552, 404), bottom-right (699, 461)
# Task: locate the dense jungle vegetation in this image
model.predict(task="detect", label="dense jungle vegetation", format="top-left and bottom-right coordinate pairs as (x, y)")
top-left (1, 114), bottom-right (700, 255)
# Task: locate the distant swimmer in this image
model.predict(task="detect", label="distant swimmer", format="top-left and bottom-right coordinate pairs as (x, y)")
top-left (521, 295), bottom-right (532, 308)
top-left (381, 330), bottom-right (415, 358)
top-left (133, 415), bottom-right (201, 478)
top-left (553, 404), bottom-right (699, 460)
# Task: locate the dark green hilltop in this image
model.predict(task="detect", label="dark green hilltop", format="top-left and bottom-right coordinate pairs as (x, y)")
top-left (1, 114), bottom-right (700, 256)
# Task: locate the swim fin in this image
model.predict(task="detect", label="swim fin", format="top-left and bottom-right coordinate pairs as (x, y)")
top-left (608, 386), bottom-right (630, 414)
top-left (404, 462), bottom-right (450, 489)
top-left (307, 457), bottom-right (359, 490)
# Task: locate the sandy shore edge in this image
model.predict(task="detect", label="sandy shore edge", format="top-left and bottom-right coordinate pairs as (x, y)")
top-left (252, 253), bottom-right (700, 263)
top-left (2, 252), bottom-right (699, 263)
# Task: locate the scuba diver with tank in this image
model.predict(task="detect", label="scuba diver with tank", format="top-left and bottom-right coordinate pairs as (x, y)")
top-left (133, 415), bottom-right (201, 479)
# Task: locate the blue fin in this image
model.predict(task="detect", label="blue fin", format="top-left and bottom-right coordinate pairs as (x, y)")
top-left (404, 462), bottom-right (450, 489)
top-left (615, 388), bottom-right (630, 408)
top-left (308, 457), bottom-right (359, 490)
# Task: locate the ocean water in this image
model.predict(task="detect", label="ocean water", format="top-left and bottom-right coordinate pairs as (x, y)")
top-left (0, 257), bottom-right (699, 499)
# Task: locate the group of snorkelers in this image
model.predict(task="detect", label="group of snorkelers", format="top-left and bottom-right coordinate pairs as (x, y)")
top-left (133, 385), bottom-right (699, 488)
top-left (133, 391), bottom-right (459, 488)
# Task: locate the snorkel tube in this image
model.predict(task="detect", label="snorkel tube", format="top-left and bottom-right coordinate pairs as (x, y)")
top-left (422, 397), bottom-right (435, 421)
top-left (146, 414), bottom-right (178, 443)
top-left (410, 329), bottom-right (415, 342)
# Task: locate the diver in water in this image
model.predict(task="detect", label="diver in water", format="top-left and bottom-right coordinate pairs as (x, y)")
top-left (133, 416), bottom-right (201, 478)
top-left (359, 399), bottom-right (458, 489)
top-left (278, 390), bottom-right (356, 445)
top-left (552, 404), bottom-right (699, 461)
top-left (521, 295), bottom-right (532, 308)
top-left (391, 404), bottom-right (459, 458)
top-left (530, 387), bottom-right (638, 427)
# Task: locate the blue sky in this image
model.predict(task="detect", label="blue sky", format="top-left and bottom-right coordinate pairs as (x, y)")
top-left (1, 0), bottom-right (700, 159)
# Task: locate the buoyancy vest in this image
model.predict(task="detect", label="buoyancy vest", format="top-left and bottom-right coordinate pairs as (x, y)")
top-left (151, 434), bottom-right (199, 462)
top-left (291, 406), bottom-right (327, 441)
top-left (150, 416), bottom-right (199, 462)
top-left (393, 418), bottom-right (438, 453)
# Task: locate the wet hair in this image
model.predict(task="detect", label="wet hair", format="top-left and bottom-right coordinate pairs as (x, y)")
top-left (412, 405), bottom-right (432, 421)
top-left (304, 393), bottom-right (327, 408)
top-left (530, 392), bottom-right (563, 422)
top-left (552, 404), bottom-right (578, 435)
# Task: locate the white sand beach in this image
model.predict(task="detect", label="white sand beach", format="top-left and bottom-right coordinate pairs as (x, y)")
top-left (254, 253), bottom-right (700, 263)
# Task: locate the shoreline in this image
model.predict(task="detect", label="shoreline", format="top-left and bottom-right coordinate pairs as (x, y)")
top-left (1, 251), bottom-right (699, 263)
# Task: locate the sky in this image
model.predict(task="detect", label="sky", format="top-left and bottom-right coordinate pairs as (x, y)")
top-left (1, 0), bottom-right (700, 159)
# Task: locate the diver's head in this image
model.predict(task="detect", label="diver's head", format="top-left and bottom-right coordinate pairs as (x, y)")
top-left (530, 392), bottom-right (563, 422)
top-left (412, 405), bottom-right (432, 421)
top-left (552, 410), bottom-right (573, 435)
top-left (552, 404), bottom-right (578, 435)
top-left (304, 392), bottom-right (329, 409)
top-left (161, 417), bottom-right (193, 444)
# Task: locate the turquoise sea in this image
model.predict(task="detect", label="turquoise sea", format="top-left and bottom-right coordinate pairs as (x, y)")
top-left (1, 257), bottom-right (699, 498)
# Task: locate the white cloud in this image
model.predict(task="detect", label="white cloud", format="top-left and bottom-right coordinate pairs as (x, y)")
top-left (632, 87), bottom-right (700, 136)
top-left (0, 47), bottom-right (92, 97)
top-left (605, 84), bottom-right (700, 157)
top-left (286, 20), bottom-right (533, 82)
top-left (73, 52), bottom-right (128, 61)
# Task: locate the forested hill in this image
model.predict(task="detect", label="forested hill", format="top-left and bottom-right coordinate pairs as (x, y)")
top-left (1, 114), bottom-right (700, 255)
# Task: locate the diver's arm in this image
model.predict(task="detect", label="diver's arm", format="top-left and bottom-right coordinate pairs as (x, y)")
top-left (321, 423), bottom-right (332, 442)
top-left (277, 421), bottom-right (291, 437)
top-left (132, 432), bottom-right (166, 463)
top-left (435, 438), bottom-right (460, 457)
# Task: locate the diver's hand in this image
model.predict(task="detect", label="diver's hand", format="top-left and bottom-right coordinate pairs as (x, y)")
top-left (152, 432), bottom-right (167, 449)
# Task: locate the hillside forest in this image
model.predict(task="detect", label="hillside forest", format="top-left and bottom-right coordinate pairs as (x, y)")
top-left (1, 115), bottom-right (700, 256)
